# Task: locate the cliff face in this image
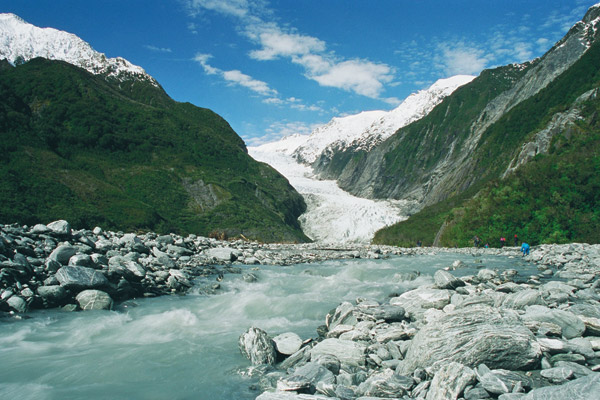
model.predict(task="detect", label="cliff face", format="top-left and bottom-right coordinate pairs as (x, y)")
top-left (316, 5), bottom-right (600, 208)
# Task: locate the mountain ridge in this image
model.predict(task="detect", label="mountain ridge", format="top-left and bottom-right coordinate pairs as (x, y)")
top-left (0, 16), bottom-right (309, 242)
top-left (0, 13), bottom-right (157, 86)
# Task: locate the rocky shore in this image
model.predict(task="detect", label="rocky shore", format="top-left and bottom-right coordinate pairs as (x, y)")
top-left (238, 243), bottom-right (600, 400)
top-left (0, 220), bottom-right (404, 314)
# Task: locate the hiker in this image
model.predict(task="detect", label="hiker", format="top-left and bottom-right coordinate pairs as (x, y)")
top-left (500, 237), bottom-right (506, 248)
top-left (514, 234), bottom-right (518, 246)
top-left (521, 242), bottom-right (530, 256)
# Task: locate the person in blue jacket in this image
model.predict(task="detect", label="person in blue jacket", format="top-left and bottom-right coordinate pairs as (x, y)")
top-left (521, 242), bottom-right (530, 256)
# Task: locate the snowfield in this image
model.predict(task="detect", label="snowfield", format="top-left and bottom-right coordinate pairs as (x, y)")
top-left (249, 147), bottom-right (416, 244)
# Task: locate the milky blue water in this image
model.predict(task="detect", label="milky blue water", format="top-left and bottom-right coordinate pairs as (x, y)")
top-left (0, 252), bottom-right (536, 400)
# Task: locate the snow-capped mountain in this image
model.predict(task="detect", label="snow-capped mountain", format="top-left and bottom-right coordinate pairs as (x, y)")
top-left (289, 75), bottom-right (475, 164)
top-left (0, 13), bottom-right (157, 85)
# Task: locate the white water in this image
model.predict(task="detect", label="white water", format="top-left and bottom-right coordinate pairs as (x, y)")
top-left (249, 148), bottom-right (415, 244)
top-left (0, 254), bottom-right (537, 400)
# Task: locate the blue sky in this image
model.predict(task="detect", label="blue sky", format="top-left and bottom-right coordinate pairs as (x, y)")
top-left (3, 0), bottom-right (598, 145)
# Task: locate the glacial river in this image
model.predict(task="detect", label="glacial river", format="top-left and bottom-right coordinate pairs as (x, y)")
top-left (0, 252), bottom-right (537, 400)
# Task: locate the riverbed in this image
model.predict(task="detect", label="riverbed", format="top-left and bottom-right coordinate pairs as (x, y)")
top-left (0, 252), bottom-right (537, 400)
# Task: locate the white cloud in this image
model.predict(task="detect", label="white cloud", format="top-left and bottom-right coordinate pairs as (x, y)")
top-left (193, 52), bottom-right (277, 96)
top-left (223, 69), bottom-right (277, 96)
top-left (437, 44), bottom-right (489, 76)
top-left (249, 29), bottom-right (326, 60)
top-left (144, 45), bottom-right (172, 53)
top-left (185, 0), bottom-right (396, 101)
top-left (310, 59), bottom-right (394, 98)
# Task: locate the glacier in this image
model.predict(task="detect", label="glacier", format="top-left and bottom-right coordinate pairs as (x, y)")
top-left (249, 146), bottom-right (417, 244)
top-left (250, 75), bottom-right (475, 244)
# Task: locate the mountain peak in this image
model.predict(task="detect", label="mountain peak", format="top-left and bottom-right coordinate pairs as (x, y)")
top-left (0, 13), bottom-right (157, 86)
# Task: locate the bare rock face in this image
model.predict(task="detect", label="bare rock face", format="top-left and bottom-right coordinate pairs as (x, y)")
top-left (398, 305), bottom-right (541, 375)
top-left (239, 327), bottom-right (276, 366)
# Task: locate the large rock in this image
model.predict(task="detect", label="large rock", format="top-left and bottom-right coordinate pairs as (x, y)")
top-left (46, 220), bottom-right (71, 236)
top-left (55, 266), bottom-right (109, 290)
top-left (37, 285), bottom-right (67, 304)
top-left (205, 247), bottom-right (238, 262)
top-left (426, 362), bottom-right (476, 400)
top-left (502, 290), bottom-right (544, 310)
top-left (76, 290), bottom-right (113, 310)
top-left (6, 295), bottom-right (27, 313)
top-left (239, 327), bottom-right (276, 365)
top-left (520, 373), bottom-right (600, 399)
top-left (277, 362), bottom-right (334, 393)
top-left (398, 305), bottom-right (541, 374)
top-left (273, 332), bottom-right (303, 355)
top-left (326, 301), bottom-right (357, 330)
top-left (310, 338), bottom-right (366, 367)
top-left (434, 270), bottom-right (465, 289)
top-left (522, 305), bottom-right (585, 339)
top-left (389, 288), bottom-right (450, 320)
top-left (48, 245), bottom-right (78, 265)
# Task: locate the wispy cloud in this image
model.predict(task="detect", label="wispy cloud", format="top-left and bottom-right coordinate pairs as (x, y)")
top-left (184, 0), bottom-right (397, 101)
top-left (194, 53), bottom-right (277, 97)
top-left (144, 45), bottom-right (172, 53)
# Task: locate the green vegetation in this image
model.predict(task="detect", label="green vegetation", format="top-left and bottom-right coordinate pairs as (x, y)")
top-left (0, 58), bottom-right (309, 242)
top-left (374, 44), bottom-right (600, 247)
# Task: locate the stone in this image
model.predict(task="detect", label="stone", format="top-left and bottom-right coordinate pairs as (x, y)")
top-left (310, 338), bottom-right (366, 367)
top-left (326, 301), bottom-right (357, 330)
top-left (37, 285), bottom-right (67, 304)
top-left (361, 304), bottom-right (406, 322)
top-left (48, 245), bottom-right (78, 264)
top-left (434, 270), bottom-right (465, 289)
top-left (256, 392), bottom-right (333, 400)
top-left (502, 289), bottom-right (544, 310)
top-left (76, 290), bottom-right (113, 310)
top-left (358, 368), bottom-right (412, 398)
top-left (239, 327), bottom-right (276, 365)
top-left (278, 362), bottom-right (335, 393)
top-left (426, 362), bottom-right (476, 400)
top-left (520, 373), bottom-right (600, 399)
top-left (477, 269), bottom-right (498, 281)
top-left (205, 247), bottom-right (237, 262)
top-left (540, 366), bottom-right (574, 383)
top-left (55, 266), bottom-right (109, 290)
top-left (46, 220), bottom-right (71, 236)
top-left (389, 288), bottom-right (450, 320)
top-left (273, 332), bottom-right (303, 355)
top-left (522, 305), bottom-right (585, 339)
top-left (68, 254), bottom-right (94, 267)
top-left (7, 295), bottom-right (27, 313)
top-left (398, 305), bottom-right (541, 375)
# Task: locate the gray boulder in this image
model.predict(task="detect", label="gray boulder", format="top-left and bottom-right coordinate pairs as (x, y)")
top-left (426, 362), bottom-right (476, 400)
top-left (522, 305), bottom-right (585, 339)
top-left (311, 338), bottom-right (366, 367)
top-left (46, 220), bottom-right (71, 236)
top-left (273, 332), bottom-right (303, 356)
top-left (502, 290), bottom-right (544, 310)
top-left (434, 270), bottom-right (465, 289)
top-left (389, 288), bottom-right (450, 320)
top-left (49, 245), bottom-right (78, 264)
top-left (520, 373), bottom-right (600, 399)
top-left (76, 290), bottom-right (113, 310)
top-left (239, 327), bottom-right (276, 365)
top-left (399, 305), bottom-right (541, 374)
top-left (55, 266), bottom-right (109, 290)
top-left (278, 362), bottom-right (335, 393)
top-left (205, 247), bottom-right (237, 262)
top-left (37, 285), bottom-right (67, 304)
top-left (7, 295), bottom-right (27, 313)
